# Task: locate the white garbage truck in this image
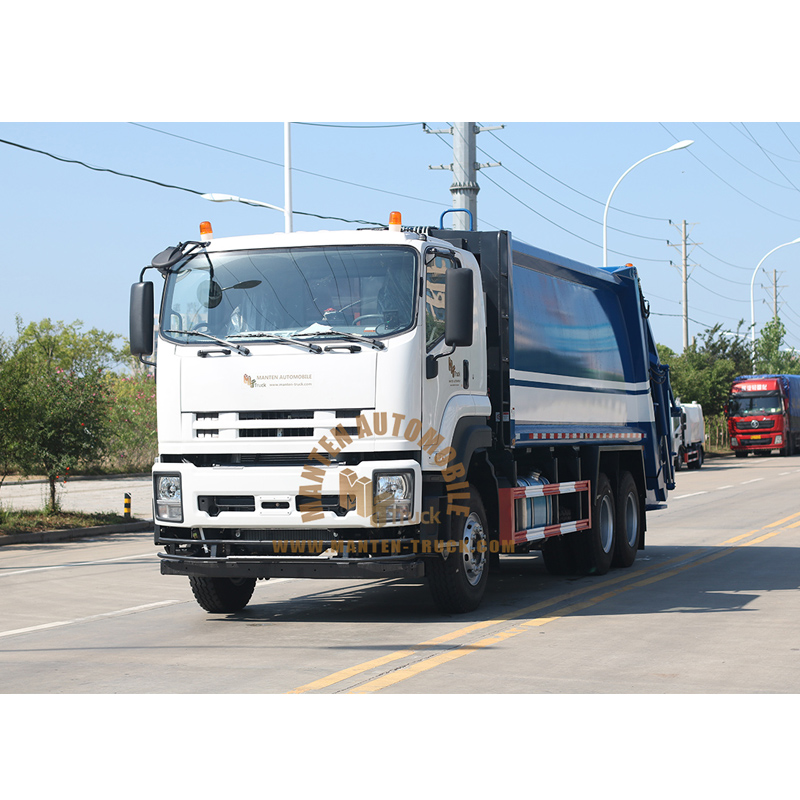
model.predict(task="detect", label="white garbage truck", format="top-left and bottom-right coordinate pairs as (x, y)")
top-left (130, 212), bottom-right (676, 614)
top-left (672, 400), bottom-right (705, 469)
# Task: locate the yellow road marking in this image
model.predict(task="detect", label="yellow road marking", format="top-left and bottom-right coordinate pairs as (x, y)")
top-left (288, 515), bottom-right (798, 694)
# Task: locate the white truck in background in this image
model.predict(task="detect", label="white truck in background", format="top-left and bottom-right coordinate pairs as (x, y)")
top-left (673, 400), bottom-right (705, 469)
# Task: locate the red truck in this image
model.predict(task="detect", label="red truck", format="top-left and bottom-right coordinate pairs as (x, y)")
top-left (727, 374), bottom-right (800, 457)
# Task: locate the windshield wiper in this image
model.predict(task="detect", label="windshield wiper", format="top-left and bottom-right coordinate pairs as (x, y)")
top-left (295, 324), bottom-right (386, 351)
top-left (164, 329), bottom-right (251, 356)
top-left (228, 332), bottom-right (323, 353)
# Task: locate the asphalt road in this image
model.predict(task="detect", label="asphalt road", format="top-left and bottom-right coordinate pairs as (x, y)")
top-left (1, 455), bottom-right (799, 696)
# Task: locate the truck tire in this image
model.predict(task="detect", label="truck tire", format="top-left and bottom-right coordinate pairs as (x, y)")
top-left (189, 576), bottom-right (256, 613)
top-left (735, 451), bottom-right (747, 459)
top-left (688, 446), bottom-right (704, 470)
top-left (573, 473), bottom-right (615, 576)
top-left (427, 485), bottom-right (489, 613)
top-left (612, 471), bottom-right (640, 568)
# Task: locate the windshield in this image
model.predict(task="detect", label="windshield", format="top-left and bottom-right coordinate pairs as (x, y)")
top-left (161, 245), bottom-right (417, 343)
top-left (728, 393), bottom-right (783, 416)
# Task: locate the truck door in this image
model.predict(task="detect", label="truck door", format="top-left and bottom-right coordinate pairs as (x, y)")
top-left (421, 249), bottom-right (486, 468)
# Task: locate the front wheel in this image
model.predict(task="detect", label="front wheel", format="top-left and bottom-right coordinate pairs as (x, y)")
top-left (427, 485), bottom-right (489, 613)
top-left (189, 576), bottom-right (256, 613)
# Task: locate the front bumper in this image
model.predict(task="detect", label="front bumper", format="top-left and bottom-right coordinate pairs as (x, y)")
top-left (152, 458), bottom-right (422, 530)
top-left (731, 432), bottom-right (782, 451)
top-left (159, 551), bottom-right (426, 580)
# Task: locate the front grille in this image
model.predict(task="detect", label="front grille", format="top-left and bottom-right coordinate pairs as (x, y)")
top-left (239, 427), bottom-right (314, 438)
top-left (735, 419), bottom-right (774, 430)
top-left (190, 408), bottom-right (365, 440)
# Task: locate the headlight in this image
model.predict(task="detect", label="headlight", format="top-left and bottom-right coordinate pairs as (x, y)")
top-left (775, 435), bottom-right (783, 445)
top-left (731, 437), bottom-right (738, 446)
top-left (373, 471), bottom-right (414, 524)
top-left (154, 473), bottom-right (183, 522)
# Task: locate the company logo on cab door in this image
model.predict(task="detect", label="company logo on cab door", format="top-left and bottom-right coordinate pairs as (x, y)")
top-left (243, 373), bottom-right (313, 389)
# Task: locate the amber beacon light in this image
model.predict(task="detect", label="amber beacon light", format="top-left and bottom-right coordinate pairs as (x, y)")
top-left (389, 211), bottom-right (402, 231)
top-left (200, 221), bottom-right (213, 241)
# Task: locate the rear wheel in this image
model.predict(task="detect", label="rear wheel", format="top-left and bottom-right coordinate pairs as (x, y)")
top-left (612, 471), bottom-right (641, 568)
top-left (427, 485), bottom-right (489, 613)
top-left (189, 576), bottom-right (256, 613)
top-left (688, 446), bottom-right (704, 470)
top-left (573, 473), bottom-right (615, 576)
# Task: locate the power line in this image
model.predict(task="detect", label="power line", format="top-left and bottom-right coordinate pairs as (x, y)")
top-left (296, 122), bottom-right (424, 129)
top-left (659, 122), bottom-right (800, 223)
top-left (431, 126), bottom-right (669, 262)
top-left (741, 122), bottom-right (800, 191)
top-left (692, 122), bottom-right (797, 190)
top-left (483, 127), bottom-right (668, 222)
top-left (129, 122), bottom-right (444, 209)
top-left (730, 122), bottom-right (800, 163)
top-left (0, 137), bottom-right (382, 226)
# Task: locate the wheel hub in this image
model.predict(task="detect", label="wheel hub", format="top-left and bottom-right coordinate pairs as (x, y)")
top-left (460, 512), bottom-right (488, 586)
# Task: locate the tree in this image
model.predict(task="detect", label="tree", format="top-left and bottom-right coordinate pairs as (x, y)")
top-left (658, 322), bottom-right (751, 417)
top-left (1, 318), bottom-right (122, 511)
top-left (105, 371), bottom-right (158, 473)
top-left (12, 366), bottom-right (111, 511)
top-left (14, 316), bottom-right (126, 375)
top-left (753, 317), bottom-right (800, 375)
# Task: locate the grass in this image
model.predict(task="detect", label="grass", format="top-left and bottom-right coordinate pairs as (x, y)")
top-left (0, 508), bottom-right (130, 537)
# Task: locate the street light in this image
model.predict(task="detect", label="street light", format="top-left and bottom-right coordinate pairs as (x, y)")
top-left (603, 139), bottom-right (694, 268)
top-left (202, 192), bottom-right (293, 233)
top-left (202, 122), bottom-right (293, 233)
top-left (749, 237), bottom-right (800, 367)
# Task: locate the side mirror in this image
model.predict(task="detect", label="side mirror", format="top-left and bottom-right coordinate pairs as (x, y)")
top-left (444, 268), bottom-right (473, 348)
top-left (152, 246), bottom-right (185, 272)
top-left (130, 281), bottom-right (154, 356)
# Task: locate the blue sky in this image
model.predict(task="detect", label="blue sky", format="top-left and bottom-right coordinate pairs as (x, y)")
top-left (4, 4), bottom-right (800, 361)
top-left (3, 119), bottom-right (800, 356)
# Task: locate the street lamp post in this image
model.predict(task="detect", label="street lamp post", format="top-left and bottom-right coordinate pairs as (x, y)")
top-left (749, 237), bottom-right (800, 368)
top-left (202, 123), bottom-right (293, 233)
top-left (603, 139), bottom-right (693, 268)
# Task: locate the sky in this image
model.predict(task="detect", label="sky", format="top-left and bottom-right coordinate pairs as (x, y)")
top-left (3, 3), bottom-right (800, 365)
top-left (4, 119), bottom-right (800, 358)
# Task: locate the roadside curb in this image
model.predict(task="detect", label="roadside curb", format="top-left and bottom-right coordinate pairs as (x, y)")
top-left (0, 520), bottom-right (153, 547)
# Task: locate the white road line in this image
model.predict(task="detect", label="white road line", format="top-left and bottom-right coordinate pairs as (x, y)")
top-left (741, 478), bottom-right (764, 485)
top-left (0, 577), bottom-right (295, 639)
top-left (0, 600), bottom-right (184, 639)
top-left (716, 485), bottom-right (734, 490)
top-left (673, 491), bottom-right (709, 499)
top-left (0, 552), bottom-right (156, 578)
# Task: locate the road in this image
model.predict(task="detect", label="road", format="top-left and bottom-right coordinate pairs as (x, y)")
top-left (1, 455), bottom-right (799, 696)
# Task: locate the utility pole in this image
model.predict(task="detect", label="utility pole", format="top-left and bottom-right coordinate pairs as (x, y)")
top-left (773, 269), bottom-right (778, 319)
top-left (668, 220), bottom-right (700, 352)
top-left (770, 269), bottom-right (787, 319)
top-left (427, 123), bottom-right (503, 230)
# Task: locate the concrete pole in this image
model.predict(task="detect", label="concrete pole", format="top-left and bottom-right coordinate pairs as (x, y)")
top-left (682, 220), bottom-right (689, 351)
top-left (451, 122), bottom-right (479, 231)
